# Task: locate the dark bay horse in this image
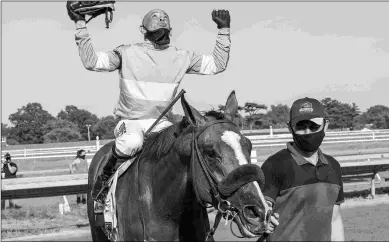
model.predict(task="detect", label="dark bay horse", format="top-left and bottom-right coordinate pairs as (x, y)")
top-left (87, 91), bottom-right (273, 241)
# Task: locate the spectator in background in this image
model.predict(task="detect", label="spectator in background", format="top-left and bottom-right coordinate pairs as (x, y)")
top-left (1, 153), bottom-right (22, 209)
top-left (260, 97), bottom-right (345, 241)
top-left (69, 149), bottom-right (88, 204)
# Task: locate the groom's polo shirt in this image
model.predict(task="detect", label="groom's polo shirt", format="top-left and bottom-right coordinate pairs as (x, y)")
top-left (261, 142), bottom-right (344, 241)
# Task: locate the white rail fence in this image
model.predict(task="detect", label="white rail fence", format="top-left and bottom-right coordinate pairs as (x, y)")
top-left (2, 159), bottom-right (389, 201)
top-left (249, 130), bottom-right (389, 146)
top-left (250, 131), bottom-right (389, 140)
top-left (2, 130), bottom-right (389, 161)
top-left (2, 129), bottom-right (389, 216)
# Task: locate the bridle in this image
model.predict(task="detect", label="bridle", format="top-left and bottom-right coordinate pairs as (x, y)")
top-left (189, 120), bottom-right (272, 241)
top-left (189, 120), bottom-right (239, 240)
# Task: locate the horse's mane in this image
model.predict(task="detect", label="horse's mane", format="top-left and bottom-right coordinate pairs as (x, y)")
top-left (141, 110), bottom-right (225, 161)
top-left (203, 110), bottom-right (225, 121)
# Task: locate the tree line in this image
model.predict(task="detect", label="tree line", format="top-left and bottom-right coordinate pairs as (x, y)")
top-left (2, 98), bottom-right (389, 145)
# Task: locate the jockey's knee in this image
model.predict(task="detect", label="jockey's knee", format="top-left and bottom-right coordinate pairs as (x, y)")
top-left (115, 132), bottom-right (144, 157)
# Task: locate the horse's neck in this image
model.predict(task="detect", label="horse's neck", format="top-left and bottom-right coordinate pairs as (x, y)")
top-left (151, 152), bottom-right (191, 219)
top-left (179, 197), bottom-right (211, 241)
top-left (149, 153), bottom-right (210, 240)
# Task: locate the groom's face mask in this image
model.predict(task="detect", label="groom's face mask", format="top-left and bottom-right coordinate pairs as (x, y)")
top-left (291, 118), bottom-right (326, 152)
top-left (142, 9), bottom-right (171, 45)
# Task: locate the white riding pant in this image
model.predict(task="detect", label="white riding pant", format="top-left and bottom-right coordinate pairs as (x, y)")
top-left (113, 118), bottom-right (173, 158)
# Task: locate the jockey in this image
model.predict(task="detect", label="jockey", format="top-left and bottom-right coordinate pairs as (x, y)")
top-left (66, 2), bottom-right (231, 203)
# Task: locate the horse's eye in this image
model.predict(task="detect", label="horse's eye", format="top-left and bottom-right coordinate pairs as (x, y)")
top-left (204, 144), bottom-right (218, 159)
top-left (206, 149), bottom-right (218, 158)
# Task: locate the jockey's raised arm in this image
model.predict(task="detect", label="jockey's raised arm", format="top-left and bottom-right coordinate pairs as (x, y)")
top-left (186, 26), bottom-right (230, 75)
top-left (73, 21), bottom-right (231, 74)
top-left (75, 21), bottom-right (121, 72)
top-left (73, 10), bottom-right (230, 74)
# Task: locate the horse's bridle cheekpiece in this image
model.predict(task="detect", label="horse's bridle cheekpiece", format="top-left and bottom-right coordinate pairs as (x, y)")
top-left (190, 120), bottom-right (237, 240)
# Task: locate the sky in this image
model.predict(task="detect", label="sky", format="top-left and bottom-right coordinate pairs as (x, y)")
top-left (2, 1), bottom-right (389, 125)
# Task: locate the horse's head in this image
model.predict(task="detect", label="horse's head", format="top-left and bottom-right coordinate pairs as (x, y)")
top-left (174, 91), bottom-right (271, 238)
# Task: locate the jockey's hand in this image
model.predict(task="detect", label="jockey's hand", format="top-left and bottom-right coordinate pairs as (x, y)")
top-left (212, 9), bottom-right (230, 29)
top-left (265, 212), bottom-right (279, 234)
top-left (66, 1), bottom-right (86, 23)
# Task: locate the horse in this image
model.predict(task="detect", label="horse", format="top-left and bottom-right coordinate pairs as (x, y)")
top-left (87, 91), bottom-right (273, 241)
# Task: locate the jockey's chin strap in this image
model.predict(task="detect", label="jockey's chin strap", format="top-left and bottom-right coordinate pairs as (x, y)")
top-left (190, 120), bottom-right (240, 241)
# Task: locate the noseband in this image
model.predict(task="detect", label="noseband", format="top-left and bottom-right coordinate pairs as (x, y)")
top-left (189, 120), bottom-right (243, 240)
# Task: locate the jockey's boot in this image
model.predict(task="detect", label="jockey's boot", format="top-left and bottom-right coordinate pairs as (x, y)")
top-left (91, 150), bottom-right (120, 203)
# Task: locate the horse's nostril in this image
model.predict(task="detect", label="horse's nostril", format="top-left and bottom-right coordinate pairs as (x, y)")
top-left (243, 205), bottom-right (264, 221)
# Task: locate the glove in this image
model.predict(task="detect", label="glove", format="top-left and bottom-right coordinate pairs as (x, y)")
top-left (66, 1), bottom-right (86, 23)
top-left (212, 9), bottom-right (231, 29)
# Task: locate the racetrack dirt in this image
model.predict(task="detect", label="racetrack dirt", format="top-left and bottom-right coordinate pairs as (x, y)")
top-left (3, 195), bottom-right (389, 241)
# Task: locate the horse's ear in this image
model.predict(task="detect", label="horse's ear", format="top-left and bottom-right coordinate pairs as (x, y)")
top-left (224, 90), bottom-right (239, 121)
top-left (181, 94), bottom-right (206, 126)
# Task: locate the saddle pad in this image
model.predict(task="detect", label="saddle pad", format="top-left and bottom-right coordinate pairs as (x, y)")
top-left (101, 157), bottom-right (137, 241)
top-left (104, 171), bottom-right (119, 241)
